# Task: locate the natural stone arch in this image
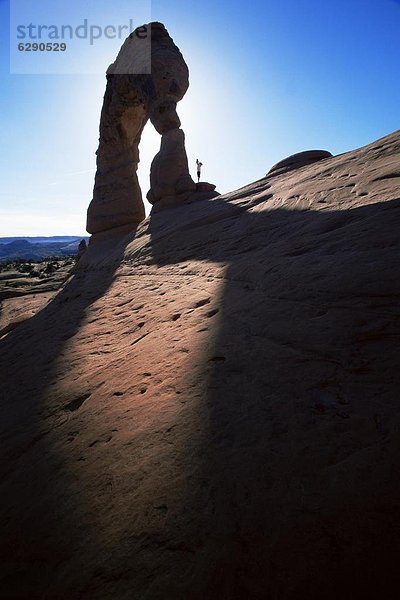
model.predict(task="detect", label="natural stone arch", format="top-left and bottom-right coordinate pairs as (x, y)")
top-left (87, 22), bottom-right (193, 235)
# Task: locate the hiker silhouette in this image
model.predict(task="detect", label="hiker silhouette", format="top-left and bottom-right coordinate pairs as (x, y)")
top-left (196, 158), bottom-right (203, 182)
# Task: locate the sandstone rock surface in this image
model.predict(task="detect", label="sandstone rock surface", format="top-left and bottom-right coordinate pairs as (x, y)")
top-left (0, 259), bottom-right (74, 345)
top-left (0, 292), bottom-right (54, 338)
top-left (1, 130), bottom-right (400, 599)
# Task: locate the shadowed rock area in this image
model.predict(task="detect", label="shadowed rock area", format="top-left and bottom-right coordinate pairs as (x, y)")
top-left (1, 129), bottom-right (400, 599)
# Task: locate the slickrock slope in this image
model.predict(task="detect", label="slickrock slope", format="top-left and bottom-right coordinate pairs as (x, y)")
top-left (0, 259), bottom-right (76, 337)
top-left (1, 130), bottom-right (400, 599)
top-left (0, 292), bottom-right (54, 338)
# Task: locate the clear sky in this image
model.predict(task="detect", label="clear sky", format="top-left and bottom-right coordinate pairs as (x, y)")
top-left (0, 0), bottom-right (399, 236)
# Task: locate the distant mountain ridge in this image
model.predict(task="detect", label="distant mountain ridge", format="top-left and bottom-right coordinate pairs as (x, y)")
top-left (0, 236), bottom-right (89, 260)
top-left (0, 236), bottom-right (87, 245)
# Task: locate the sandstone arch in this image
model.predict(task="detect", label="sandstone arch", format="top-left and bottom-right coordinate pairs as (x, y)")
top-left (87, 22), bottom-right (193, 235)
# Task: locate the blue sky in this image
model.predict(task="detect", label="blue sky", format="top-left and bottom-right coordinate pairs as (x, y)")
top-left (0, 0), bottom-right (399, 235)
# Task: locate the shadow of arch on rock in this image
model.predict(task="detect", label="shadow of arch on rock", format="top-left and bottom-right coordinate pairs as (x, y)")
top-left (145, 195), bottom-right (400, 599)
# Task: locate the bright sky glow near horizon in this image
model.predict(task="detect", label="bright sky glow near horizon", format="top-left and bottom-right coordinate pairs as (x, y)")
top-left (0, 0), bottom-right (399, 236)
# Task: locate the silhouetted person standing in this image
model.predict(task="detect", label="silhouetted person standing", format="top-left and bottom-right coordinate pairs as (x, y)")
top-left (196, 159), bottom-right (203, 183)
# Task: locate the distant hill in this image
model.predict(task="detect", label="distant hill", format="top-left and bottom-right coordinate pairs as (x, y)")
top-left (0, 237), bottom-right (89, 260)
top-left (0, 236), bottom-right (88, 245)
